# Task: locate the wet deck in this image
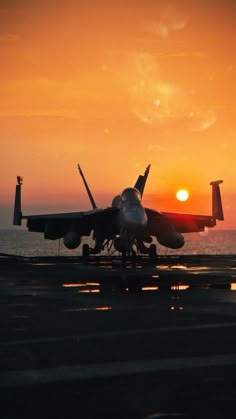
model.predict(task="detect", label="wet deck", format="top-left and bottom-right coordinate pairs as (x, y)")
top-left (1, 254), bottom-right (236, 418)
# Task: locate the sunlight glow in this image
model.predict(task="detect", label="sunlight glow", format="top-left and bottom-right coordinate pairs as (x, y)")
top-left (176, 189), bottom-right (189, 202)
top-left (0, 2), bottom-right (236, 230)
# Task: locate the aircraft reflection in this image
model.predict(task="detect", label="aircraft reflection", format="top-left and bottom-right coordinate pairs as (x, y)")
top-left (68, 306), bottom-right (112, 312)
top-left (168, 265), bottom-right (188, 270)
top-left (171, 285), bottom-right (189, 291)
top-left (63, 282), bottom-right (100, 288)
top-left (157, 265), bottom-right (211, 272)
top-left (62, 283), bottom-right (188, 293)
top-left (33, 263), bottom-right (57, 266)
top-left (79, 289), bottom-right (100, 293)
top-left (170, 293), bottom-right (184, 310)
top-left (61, 275), bottom-right (234, 295)
top-left (145, 411), bottom-right (185, 418)
top-left (170, 306), bottom-right (184, 311)
top-left (63, 283), bottom-right (87, 287)
top-left (95, 306), bottom-right (112, 311)
top-left (63, 282), bottom-right (101, 293)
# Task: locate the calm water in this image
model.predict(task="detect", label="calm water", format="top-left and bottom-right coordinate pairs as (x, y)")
top-left (0, 229), bottom-right (235, 257)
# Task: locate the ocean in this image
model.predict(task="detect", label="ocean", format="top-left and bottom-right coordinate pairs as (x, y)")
top-left (0, 229), bottom-right (235, 257)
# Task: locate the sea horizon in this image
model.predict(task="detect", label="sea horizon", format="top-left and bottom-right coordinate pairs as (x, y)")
top-left (0, 229), bottom-right (236, 257)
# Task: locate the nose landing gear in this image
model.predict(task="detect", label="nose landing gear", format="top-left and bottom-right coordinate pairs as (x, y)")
top-left (82, 243), bottom-right (90, 260)
top-left (148, 243), bottom-right (157, 259)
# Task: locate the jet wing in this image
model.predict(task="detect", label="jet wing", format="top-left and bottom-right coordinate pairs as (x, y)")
top-left (23, 207), bottom-right (119, 238)
top-left (146, 208), bottom-right (215, 235)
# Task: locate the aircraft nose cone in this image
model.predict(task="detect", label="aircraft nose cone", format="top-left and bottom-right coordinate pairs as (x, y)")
top-left (122, 208), bottom-right (148, 232)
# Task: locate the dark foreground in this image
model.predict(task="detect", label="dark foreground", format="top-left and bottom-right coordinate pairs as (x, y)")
top-left (0, 254), bottom-right (236, 418)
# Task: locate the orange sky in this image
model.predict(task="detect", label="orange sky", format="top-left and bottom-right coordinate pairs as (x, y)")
top-left (0, 0), bottom-right (235, 228)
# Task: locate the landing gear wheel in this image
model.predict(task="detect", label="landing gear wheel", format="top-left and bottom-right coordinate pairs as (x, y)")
top-left (131, 249), bottom-right (136, 267)
top-left (149, 244), bottom-right (157, 259)
top-left (121, 250), bottom-right (127, 267)
top-left (82, 243), bottom-right (90, 260)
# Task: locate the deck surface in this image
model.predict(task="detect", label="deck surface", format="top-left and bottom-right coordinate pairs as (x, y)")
top-left (1, 254), bottom-right (236, 418)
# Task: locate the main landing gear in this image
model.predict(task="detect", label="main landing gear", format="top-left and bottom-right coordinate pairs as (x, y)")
top-left (148, 243), bottom-right (157, 259)
top-left (82, 243), bottom-right (90, 260)
top-left (136, 241), bottom-right (158, 259)
top-left (121, 243), bottom-right (157, 267)
top-left (82, 241), bottom-right (158, 261)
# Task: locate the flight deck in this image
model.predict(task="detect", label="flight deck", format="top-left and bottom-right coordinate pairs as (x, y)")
top-left (1, 254), bottom-right (236, 419)
top-left (1, 252), bottom-right (235, 290)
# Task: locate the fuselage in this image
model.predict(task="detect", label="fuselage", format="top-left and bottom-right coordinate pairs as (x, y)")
top-left (118, 188), bottom-right (148, 235)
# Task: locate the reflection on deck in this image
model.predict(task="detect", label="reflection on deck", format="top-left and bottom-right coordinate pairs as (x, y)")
top-left (63, 282), bottom-right (100, 288)
top-left (1, 253), bottom-right (236, 294)
top-left (142, 286), bottom-right (159, 291)
top-left (171, 285), bottom-right (190, 291)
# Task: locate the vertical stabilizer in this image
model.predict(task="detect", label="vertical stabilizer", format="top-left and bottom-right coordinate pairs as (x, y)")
top-left (78, 164), bottom-right (97, 209)
top-left (134, 164), bottom-right (151, 198)
top-left (13, 176), bottom-right (23, 225)
top-left (210, 180), bottom-right (224, 221)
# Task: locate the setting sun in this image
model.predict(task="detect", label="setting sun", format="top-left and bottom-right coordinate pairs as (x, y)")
top-left (176, 189), bottom-right (189, 202)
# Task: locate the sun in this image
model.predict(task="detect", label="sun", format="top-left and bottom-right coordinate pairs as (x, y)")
top-left (176, 189), bottom-right (189, 202)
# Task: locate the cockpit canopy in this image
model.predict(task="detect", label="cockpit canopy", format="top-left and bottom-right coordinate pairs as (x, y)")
top-left (121, 188), bottom-right (141, 202)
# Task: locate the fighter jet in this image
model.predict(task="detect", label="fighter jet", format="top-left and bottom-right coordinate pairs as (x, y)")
top-left (13, 165), bottom-right (224, 258)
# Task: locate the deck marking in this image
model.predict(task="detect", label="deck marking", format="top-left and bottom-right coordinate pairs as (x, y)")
top-left (1, 321), bottom-right (236, 346)
top-left (2, 353), bottom-right (236, 387)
